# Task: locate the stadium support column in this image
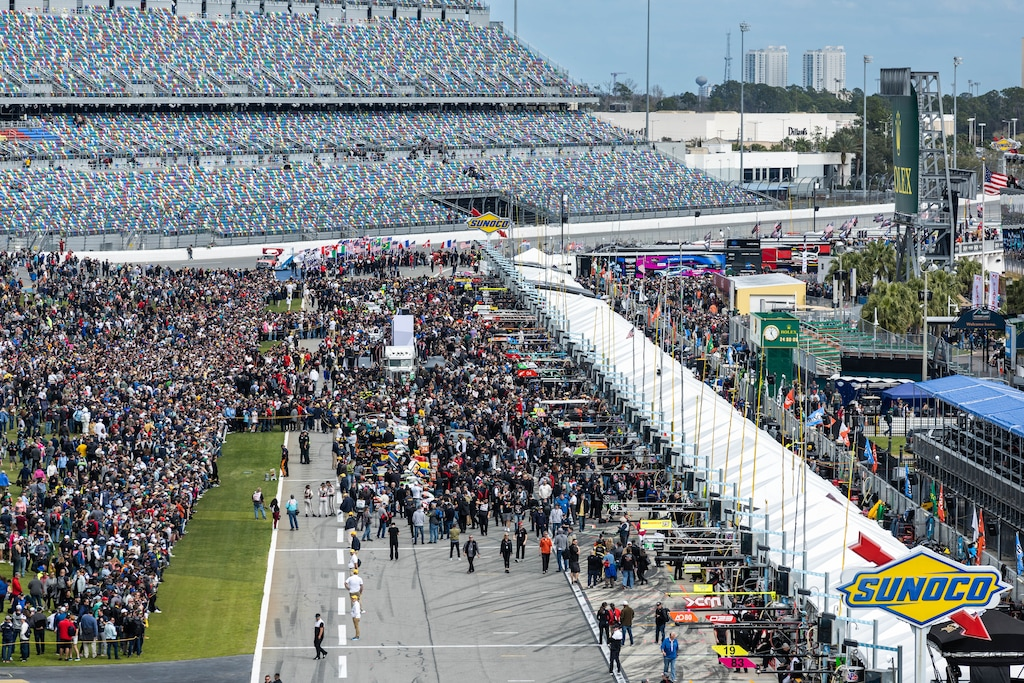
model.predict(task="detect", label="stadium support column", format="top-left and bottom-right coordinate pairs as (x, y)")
top-left (514, 0), bottom-right (518, 36)
top-left (739, 22), bottom-right (750, 186)
top-left (863, 55), bottom-right (872, 199)
top-left (645, 0), bottom-right (651, 144)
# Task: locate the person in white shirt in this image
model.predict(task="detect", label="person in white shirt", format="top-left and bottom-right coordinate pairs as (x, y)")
top-left (345, 569), bottom-right (363, 599)
top-left (350, 598), bottom-right (362, 641)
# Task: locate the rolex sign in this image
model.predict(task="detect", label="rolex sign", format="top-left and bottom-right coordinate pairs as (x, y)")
top-left (891, 90), bottom-right (919, 216)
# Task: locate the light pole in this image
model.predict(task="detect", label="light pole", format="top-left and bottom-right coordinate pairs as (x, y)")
top-left (560, 192), bottom-right (567, 254)
top-left (645, 0), bottom-right (651, 144)
top-left (1003, 120), bottom-right (1011, 139)
top-left (513, 0), bottom-right (517, 36)
top-left (863, 55), bottom-right (872, 198)
top-left (953, 57), bottom-right (962, 167)
top-left (968, 117), bottom-right (975, 147)
top-left (979, 122), bottom-right (986, 150)
top-left (1013, 118), bottom-right (1018, 139)
top-left (812, 180), bottom-right (820, 233)
top-left (739, 21), bottom-right (750, 187)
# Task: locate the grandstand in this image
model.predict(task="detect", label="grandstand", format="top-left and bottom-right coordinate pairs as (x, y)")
top-left (0, 3), bottom-right (769, 249)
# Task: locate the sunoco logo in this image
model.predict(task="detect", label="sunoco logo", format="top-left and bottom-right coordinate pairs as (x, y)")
top-left (837, 548), bottom-right (1009, 627)
top-left (466, 212), bottom-right (510, 233)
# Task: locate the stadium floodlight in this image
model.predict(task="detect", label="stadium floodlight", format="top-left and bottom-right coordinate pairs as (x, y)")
top-left (739, 22), bottom-right (750, 187)
top-left (863, 55), bottom-right (872, 199)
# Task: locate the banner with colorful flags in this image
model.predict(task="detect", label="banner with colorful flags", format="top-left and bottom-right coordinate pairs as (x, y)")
top-left (805, 406), bottom-right (825, 428)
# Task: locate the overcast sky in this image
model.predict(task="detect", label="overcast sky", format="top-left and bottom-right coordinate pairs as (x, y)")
top-left (488, 0), bottom-right (1019, 96)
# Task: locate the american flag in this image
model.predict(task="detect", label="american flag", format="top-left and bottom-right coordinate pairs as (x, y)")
top-left (984, 168), bottom-right (1008, 195)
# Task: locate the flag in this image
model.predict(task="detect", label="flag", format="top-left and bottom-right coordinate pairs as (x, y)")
top-left (863, 438), bottom-right (876, 469)
top-left (1016, 531), bottom-right (1023, 575)
top-left (770, 222), bottom-right (783, 238)
top-left (973, 273), bottom-right (984, 307)
top-left (985, 167), bottom-right (1008, 195)
top-left (929, 482), bottom-right (937, 513)
top-left (937, 484), bottom-right (946, 523)
top-left (805, 406), bottom-right (825, 428)
top-left (838, 421), bottom-right (849, 447)
top-left (783, 389), bottom-right (794, 410)
top-left (470, 207), bottom-right (482, 217)
top-left (751, 223), bottom-right (760, 237)
top-left (870, 441), bottom-right (878, 473)
top-left (649, 303), bottom-right (661, 324)
top-left (904, 468), bottom-right (912, 498)
top-left (971, 505), bottom-right (980, 543)
top-left (977, 509), bottom-right (986, 562)
top-left (704, 231), bottom-right (712, 250)
top-left (989, 271), bottom-right (999, 309)
top-left (497, 230), bottom-right (508, 238)
top-left (626, 327), bottom-right (635, 340)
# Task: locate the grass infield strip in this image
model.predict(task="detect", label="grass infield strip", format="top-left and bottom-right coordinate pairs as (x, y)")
top-left (145, 431), bottom-right (280, 660)
top-left (3, 431), bottom-right (282, 667)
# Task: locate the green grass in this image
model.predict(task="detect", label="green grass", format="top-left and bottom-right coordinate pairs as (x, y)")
top-left (144, 431), bottom-right (281, 660)
top-left (868, 435), bottom-right (907, 455)
top-left (1, 431), bottom-right (281, 667)
top-left (266, 300), bottom-right (296, 314)
top-left (259, 340), bottom-right (282, 354)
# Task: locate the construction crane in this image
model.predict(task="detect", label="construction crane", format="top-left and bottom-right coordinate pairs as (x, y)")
top-left (611, 71), bottom-right (626, 95)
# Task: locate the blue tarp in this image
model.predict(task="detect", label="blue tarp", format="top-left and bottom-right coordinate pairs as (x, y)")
top-left (916, 375), bottom-right (1024, 437)
top-left (881, 383), bottom-right (932, 402)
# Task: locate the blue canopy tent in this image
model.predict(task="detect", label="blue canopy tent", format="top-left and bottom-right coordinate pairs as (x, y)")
top-left (881, 382), bottom-right (932, 411)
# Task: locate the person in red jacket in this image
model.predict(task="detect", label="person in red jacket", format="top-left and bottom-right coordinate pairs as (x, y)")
top-left (9, 574), bottom-right (22, 606)
top-left (56, 614), bottom-right (77, 661)
top-left (538, 532), bottom-right (553, 574)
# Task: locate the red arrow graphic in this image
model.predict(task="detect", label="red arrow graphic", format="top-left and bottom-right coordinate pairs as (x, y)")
top-left (850, 532), bottom-right (895, 566)
top-left (950, 610), bottom-right (991, 640)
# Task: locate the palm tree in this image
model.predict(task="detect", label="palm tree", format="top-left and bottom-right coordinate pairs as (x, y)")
top-left (863, 281), bottom-right (917, 333)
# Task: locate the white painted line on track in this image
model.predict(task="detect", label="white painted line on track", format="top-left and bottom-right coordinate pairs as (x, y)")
top-left (338, 624), bottom-right (347, 646)
top-left (338, 596), bottom-right (345, 615)
top-left (337, 548), bottom-right (346, 565)
top-left (337, 571), bottom-right (346, 590)
top-left (250, 431), bottom-right (288, 683)
top-left (338, 654), bottom-right (347, 678)
top-left (337, 528), bottom-right (348, 544)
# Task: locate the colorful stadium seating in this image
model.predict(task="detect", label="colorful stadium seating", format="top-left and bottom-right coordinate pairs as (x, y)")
top-left (0, 151), bottom-right (763, 237)
top-left (0, 10), bottom-right (583, 99)
top-left (4, 111), bottom-right (638, 159)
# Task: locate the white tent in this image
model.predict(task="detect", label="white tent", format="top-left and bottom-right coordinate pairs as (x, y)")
top-left (530, 273), bottom-right (919, 678)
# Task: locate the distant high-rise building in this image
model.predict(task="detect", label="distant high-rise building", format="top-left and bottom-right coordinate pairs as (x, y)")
top-left (802, 46), bottom-right (847, 94)
top-left (744, 46), bottom-right (788, 88)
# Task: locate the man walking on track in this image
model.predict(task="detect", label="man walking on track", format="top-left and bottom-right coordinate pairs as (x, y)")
top-left (313, 614), bottom-right (328, 660)
top-left (388, 521), bottom-right (401, 560)
top-left (499, 532), bottom-right (513, 573)
top-left (464, 535), bottom-right (480, 573)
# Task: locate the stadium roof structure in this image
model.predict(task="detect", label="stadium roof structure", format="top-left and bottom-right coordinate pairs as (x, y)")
top-left (917, 374), bottom-right (1024, 437)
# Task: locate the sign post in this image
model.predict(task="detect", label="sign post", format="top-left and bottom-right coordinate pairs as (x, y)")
top-left (839, 533), bottom-right (1010, 683)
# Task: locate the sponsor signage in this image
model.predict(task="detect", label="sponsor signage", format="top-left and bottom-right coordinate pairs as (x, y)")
top-left (640, 519), bottom-right (673, 530)
top-left (837, 547), bottom-right (1009, 627)
top-left (682, 595), bottom-right (723, 609)
top-left (712, 644), bottom-right (748, 656)
top-left (707, 614), bottom-right (737, 624)
top-left (669, 611), bottom-right (699, 623)
top-left (890, 84), bottom-right (920, 215)
top-left (466, 212), bottom-right (510, 233)
top-left (761, 320), bottom-right (799, 348)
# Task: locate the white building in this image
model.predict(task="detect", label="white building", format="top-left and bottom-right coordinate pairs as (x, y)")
top-left (802, 46), bottom-right (847, 94)
top-left (595, 111), bottom-right (858, 146)
top-left (744, 46), bottom-right (789, 87)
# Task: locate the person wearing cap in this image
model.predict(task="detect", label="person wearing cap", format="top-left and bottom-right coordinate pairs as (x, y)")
top-left (608, 627), bottom-right (624, 674)
top-left (17, 611), bottom-right (30, 662)
top-left (0, 614), bottom-right (15, 663)
top-left (654, 602), bottom-right (670, 644)
top-left (344, 569), bottom-right (363, 600)
top-left (349, 530), bottom-right (361, 553)
top-left (349, 596), bottom-right (362, 641)
top-left (313, 613), bottom-right (327, 660)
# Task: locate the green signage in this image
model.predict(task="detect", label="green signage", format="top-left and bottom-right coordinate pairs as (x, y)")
top-left (891, 90), bottom-right (920, 215)
top-left (761, 319), bottom-right (799, 348)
